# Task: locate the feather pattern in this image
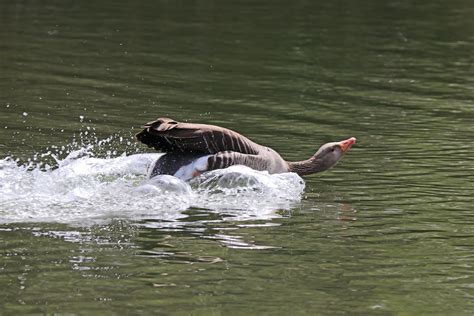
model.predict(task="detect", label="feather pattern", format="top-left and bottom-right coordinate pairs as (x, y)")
top-left (136, 117), bottom-right (289, 177)
top-left (136, 117), bottom-right (261, 155)
top-left (136, 117), bottom-right (356, 179)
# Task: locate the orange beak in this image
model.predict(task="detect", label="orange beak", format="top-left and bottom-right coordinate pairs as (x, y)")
top-left (338, 137), bottom-right (356, 153)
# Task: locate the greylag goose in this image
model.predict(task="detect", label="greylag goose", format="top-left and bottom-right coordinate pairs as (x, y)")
top-left (136, 117), bottom-right (356, 180)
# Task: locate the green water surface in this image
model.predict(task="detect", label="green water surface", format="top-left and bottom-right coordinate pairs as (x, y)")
top-left (1, 0), bottom-right (474, 314)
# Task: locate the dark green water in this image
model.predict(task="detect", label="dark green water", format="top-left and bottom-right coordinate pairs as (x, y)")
top-left (1, 0), bottom-right (474, 314)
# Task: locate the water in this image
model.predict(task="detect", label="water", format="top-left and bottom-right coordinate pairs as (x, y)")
top-left (1, 0), bottom-right (474, 314)
top-left (0, 151), bottom-right (304, 225)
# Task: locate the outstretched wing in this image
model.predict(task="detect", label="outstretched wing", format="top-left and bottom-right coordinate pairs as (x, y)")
top-left (136, 117), bottom-right (261, 155)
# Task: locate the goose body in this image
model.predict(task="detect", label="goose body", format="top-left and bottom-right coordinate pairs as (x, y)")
top-left (136, 117), bottom-right (355, 180)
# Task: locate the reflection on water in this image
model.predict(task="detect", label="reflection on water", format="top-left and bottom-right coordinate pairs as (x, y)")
top-left (1, 0), bottom-right (474, 314)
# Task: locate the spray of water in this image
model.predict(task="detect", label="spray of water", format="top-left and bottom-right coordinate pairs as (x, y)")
top-left (0, 138), bottom-right (305, 226)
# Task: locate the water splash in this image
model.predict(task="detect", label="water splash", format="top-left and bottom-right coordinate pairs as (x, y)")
top-left (0, 145), bottom-right (305, 225)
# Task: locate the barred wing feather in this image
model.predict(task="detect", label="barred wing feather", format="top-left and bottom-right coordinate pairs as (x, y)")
top-left (136, 117), bottom-right (261, 155)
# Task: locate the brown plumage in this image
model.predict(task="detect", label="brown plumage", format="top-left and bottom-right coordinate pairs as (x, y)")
top-left (136, 117), bottom-right (356, 180)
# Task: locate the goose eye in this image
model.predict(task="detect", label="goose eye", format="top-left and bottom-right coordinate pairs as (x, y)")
top-left (331, 147), bottom-right (335, 152)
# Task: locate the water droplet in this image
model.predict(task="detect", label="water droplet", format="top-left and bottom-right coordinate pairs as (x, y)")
top-left (22, 112), bottom-right (28, 117)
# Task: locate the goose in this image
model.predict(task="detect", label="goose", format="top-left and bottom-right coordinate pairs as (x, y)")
top-left (136, 117), bottom-right (356, 180)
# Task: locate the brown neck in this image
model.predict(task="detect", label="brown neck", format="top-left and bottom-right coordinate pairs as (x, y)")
top-left (287, 157), bottom-right (325, 176)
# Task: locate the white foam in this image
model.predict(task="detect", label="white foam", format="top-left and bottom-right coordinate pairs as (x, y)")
top-left (0, 149), bottom-right (305, 225)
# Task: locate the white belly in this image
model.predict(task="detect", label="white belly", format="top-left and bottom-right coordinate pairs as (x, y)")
top-left (174, 155), bottom-right (210, 180)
